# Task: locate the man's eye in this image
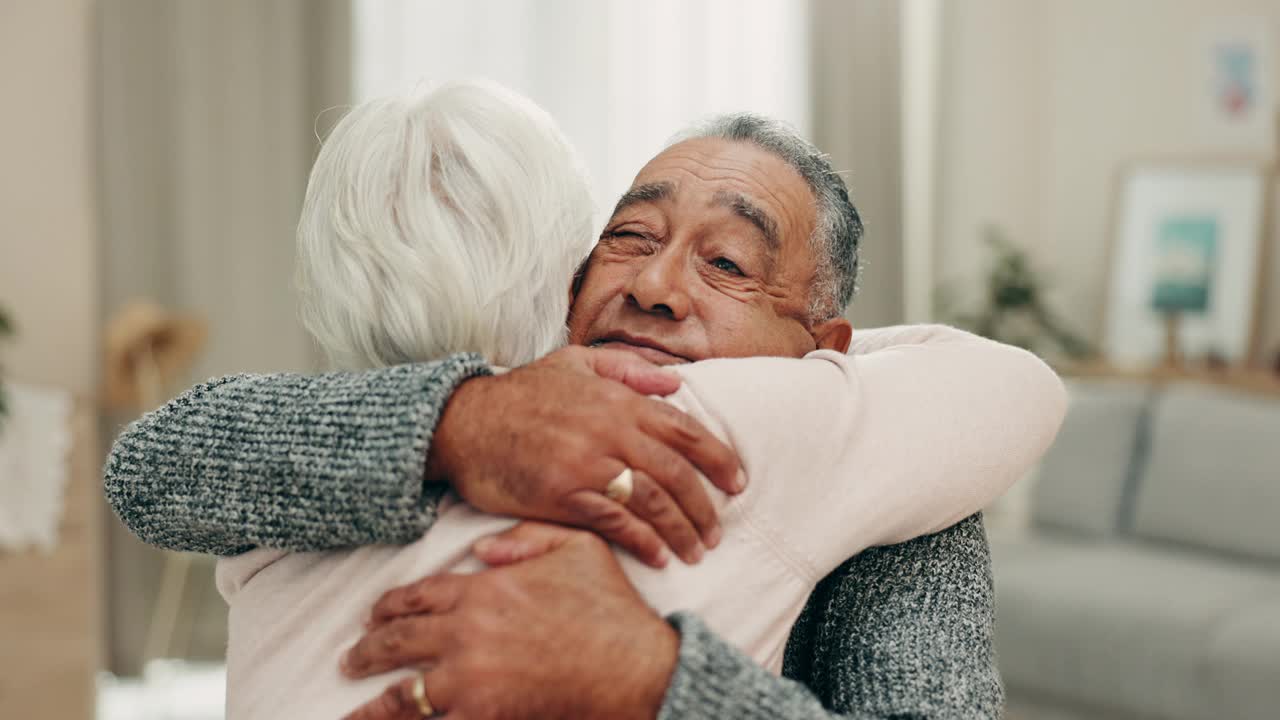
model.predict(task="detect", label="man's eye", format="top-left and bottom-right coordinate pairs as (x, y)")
top-left (601, 230), bottom-right (659, 257)
top-left (710, 257), bottom-right (744, 276)
top-left (602, 230), bottom-right (646, 242)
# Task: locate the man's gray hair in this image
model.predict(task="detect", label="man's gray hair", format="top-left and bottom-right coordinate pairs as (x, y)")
top-left (669, 113), bottom-right (862, 320)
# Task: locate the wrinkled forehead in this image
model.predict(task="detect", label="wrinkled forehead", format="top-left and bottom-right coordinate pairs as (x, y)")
top-left (624, 137), bottom-right (818, 247)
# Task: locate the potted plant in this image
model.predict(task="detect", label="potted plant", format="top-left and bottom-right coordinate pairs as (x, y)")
top-left (939, 227), bottom-right (1094, 362)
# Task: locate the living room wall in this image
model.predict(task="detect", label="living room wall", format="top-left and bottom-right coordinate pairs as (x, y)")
top-left (935, 0), bottom-right (1280, 361)
top-left (0, 1), bottom-right (101, 717)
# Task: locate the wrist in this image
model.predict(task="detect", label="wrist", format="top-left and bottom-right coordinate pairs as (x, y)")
top-left (626, 615), bottom-right (680, 720)
top-left (424, 374), bottom-right (492, 485)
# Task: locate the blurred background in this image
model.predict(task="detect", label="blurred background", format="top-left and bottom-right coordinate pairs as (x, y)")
top-left (2, 0), bottom-right (1279, 718)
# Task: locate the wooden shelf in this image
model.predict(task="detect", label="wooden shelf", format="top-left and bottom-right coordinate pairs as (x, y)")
top-left (1056, 361), bottom-right (1280, 398)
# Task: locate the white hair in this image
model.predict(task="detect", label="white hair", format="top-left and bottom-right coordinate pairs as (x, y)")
top-left (296, 80), bottom-right (596, 370)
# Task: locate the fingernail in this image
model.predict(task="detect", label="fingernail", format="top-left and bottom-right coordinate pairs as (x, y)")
top-left (684, 543), bottom-right (705, 565)
top-left (474, 537), bottom-right (496, 555)
top-left (734, 470), bottom-right (748, 493)
top-left (705, 525), bottom-right (723, 549)
top-left (654, 547), bottom-right (670, 568)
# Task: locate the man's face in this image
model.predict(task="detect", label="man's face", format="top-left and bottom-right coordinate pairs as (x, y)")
top-left (567, 137), bottom-right (851, 364)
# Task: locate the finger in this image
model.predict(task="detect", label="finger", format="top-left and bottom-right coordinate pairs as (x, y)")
top-left (342, 615), bottom-right (447, 678)
top-left (368, 574), bottom-right (465, 628)
top-left (620, 428), bottom-right (722, 550)
top-left (472, 520), bottom-right (586, 566)
top-left (341, 672), bottom-right (449, 720)
top-left (584, 347), bottom-right (682, 396)
top-left (639, 398), bottom-right (744, 498)
top-left (562, 489), bottom-right (669, 569)
top-left (622, 469), bottom-right (705, 564)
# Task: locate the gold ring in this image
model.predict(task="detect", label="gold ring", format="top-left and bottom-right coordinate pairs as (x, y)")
top-left (411, 671), bottom-right (435, 717)
top-left (604, 468), bottom-right (634, 504)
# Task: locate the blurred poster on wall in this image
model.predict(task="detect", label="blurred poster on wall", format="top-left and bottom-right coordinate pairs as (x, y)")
top-left (1106, 164), bottom-right (1267, 368)
top-left (1150, 216), bottom-right (1217, 314)
top-left (1196, 19), bottom-right (1275, 152)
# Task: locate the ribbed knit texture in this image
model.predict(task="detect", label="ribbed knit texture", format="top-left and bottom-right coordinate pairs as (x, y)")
top-left (104, 354), bottom-right (1003, 718)
top-left (662, 513), bottom-right (1003, 719)
top-left (104, 353), bottom-right (490, 555)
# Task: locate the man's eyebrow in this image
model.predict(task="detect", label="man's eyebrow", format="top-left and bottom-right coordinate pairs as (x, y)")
top-left (712, 190), bottom-right (780, 253)
top-left (609, 181), bottom-right (675, 218)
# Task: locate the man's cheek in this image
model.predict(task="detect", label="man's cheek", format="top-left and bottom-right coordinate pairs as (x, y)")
top-left (566, 309), bottom-right (592, 344)
top-left (711, 306), bottom-right (781, 357)
top-left (567, 289), bottom-right (613, 343)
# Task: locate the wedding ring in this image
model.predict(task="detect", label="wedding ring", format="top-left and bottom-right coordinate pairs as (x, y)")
top-left (604, 468), bottom-right (634, 504)
top-left (412, 671), bottom-right (435, 717)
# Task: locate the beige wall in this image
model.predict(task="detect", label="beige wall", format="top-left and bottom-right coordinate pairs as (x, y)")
top-left (936, 0), bottom-right (1280, 359)
top-left (812, 0), bottom-right (905, 328)
top-left (0, 1), bottom-right (101, 718)
top-left (0, 0), bottom-right (99, 394)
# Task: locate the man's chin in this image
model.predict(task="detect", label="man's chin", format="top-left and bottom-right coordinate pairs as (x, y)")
top-left (591, 341), bottom-right (690, 366)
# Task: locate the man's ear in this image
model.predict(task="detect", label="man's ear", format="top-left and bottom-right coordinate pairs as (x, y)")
top-left (811, 316), bottom-right (853, 354)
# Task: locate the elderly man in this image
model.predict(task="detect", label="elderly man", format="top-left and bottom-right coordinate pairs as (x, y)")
top-left (107, 114), bottom-right (1025, 719)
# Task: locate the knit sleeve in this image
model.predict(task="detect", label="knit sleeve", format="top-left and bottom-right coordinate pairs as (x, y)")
top-left (660, 514), bottom-right (1003, 719)
top-left (660, 614), bottom-right (876, 720)
top-left (103, 354), bottom-right (491, 556)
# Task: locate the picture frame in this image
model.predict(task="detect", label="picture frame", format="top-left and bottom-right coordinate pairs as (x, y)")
top-left (1102, 160), bottom-right (1274, 369)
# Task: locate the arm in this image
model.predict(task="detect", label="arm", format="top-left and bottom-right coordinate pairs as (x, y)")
top-left (342, 516), bottom-right (1000, 720)
top-left (340, 326), bottom-right (1026, 719)
top-left (104, 354), bottom-right (491, 555)
top-left (104, 346), bottom-right (740, 563)
top-left (661, 514), bottom-right (1001, 719)
top-left (669, 324), bottom-right (1065, 568)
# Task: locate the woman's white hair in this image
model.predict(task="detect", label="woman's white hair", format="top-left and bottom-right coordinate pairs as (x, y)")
top-left (297, 80), bottom-right (596, 370)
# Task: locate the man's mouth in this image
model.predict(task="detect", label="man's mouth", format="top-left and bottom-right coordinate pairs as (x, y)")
top-left (588, 333), bottom-right (691, 365)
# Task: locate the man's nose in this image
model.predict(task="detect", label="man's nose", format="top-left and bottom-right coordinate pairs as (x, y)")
top-left (625, 249), bottom-right (691, 321)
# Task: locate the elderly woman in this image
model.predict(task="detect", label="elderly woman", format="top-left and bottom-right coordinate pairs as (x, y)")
top-left (182, 81), bottom-right (1063, 718)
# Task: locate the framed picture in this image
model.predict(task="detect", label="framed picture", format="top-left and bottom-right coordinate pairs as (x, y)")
top-left (1103, 161), bottom-right (1273, 368)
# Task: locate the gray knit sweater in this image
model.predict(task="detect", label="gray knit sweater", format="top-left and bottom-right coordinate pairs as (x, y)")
top-left (104, 353), bottom-right (1004, 719)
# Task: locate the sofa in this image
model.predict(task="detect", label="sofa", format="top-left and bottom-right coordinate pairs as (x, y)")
top-left (992, 379), bottom-right (1280, 720)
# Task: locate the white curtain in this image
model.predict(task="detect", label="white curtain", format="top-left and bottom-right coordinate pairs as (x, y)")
top-left (98, 0), bottom-right (352, 675)
top-left (353, 0), bottom-right (811, 215)
top-left (100, 0), bottom-right (350, 382)
top-left (356, 0), bottom-right (912, 327)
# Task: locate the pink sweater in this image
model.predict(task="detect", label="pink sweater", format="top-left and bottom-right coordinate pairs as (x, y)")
top-left (216, 325), bottom-right (1067, 719)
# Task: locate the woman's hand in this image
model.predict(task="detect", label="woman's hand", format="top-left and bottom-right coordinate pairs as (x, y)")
top-left (426, 345), bottom-right (744, 567)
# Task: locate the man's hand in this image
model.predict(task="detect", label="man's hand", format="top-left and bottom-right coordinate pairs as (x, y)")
top-left (428, 345), bottom-right (744, 567)
top-left (340, 523), bottom-right (679, 720)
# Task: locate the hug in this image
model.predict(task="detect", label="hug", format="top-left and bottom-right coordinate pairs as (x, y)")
top-left (105, 80), bottom-right (1066, 719)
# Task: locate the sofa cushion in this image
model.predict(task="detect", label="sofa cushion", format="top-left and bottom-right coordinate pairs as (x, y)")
top-left (1030, 380), bottom-right (1150, 536)
top-left (1131, 383), bottom-right (1280, 562)
top-left (1206, 602), bottom-right (1280, 720)
top-left (992, 536), bottom-right (1280, 720)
